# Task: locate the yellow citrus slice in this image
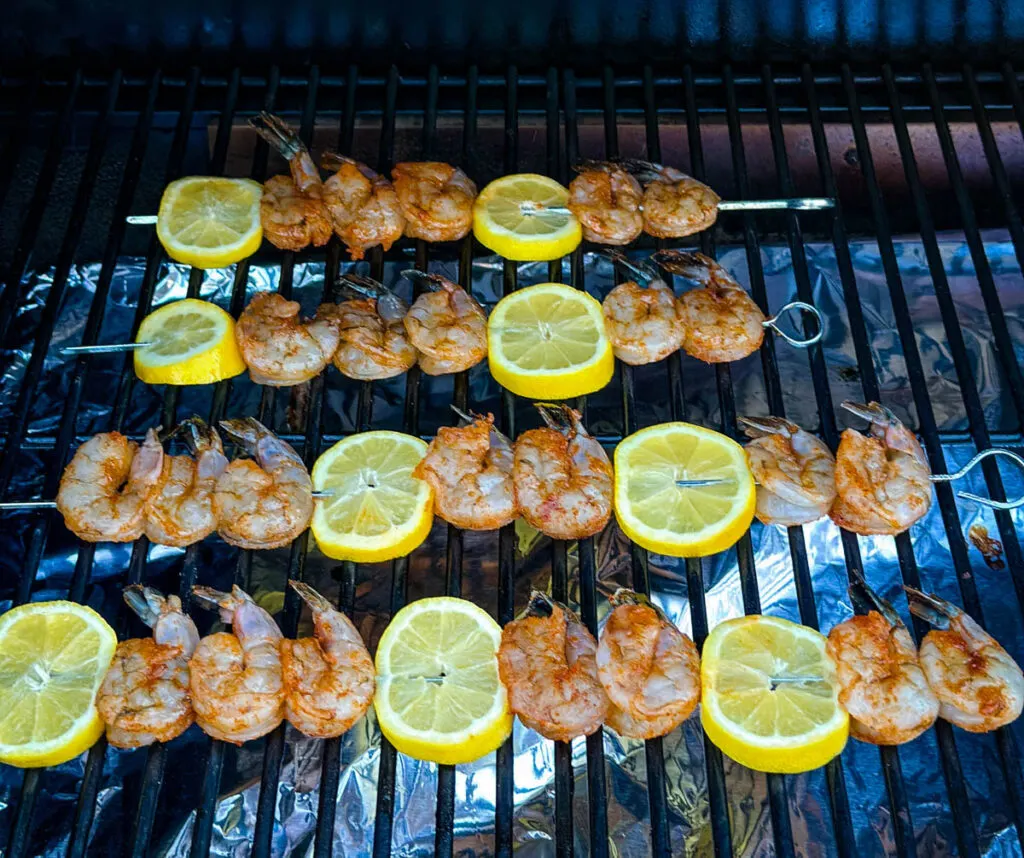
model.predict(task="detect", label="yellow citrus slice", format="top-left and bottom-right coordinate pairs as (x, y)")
top-left (156, 176), bottom-right (263, 269)
top-left (487, 282), bottom-right (613, 399)
top-left (0, 601), bottom-right (117, 768)
top-left (374, 597), bottom-right (512, 765)
top-left (311, 431), bottom-right (433, 563)
top-left (701, 614), bottom-right (849, 773)
top-left (473, 173), bottom-right (582, 261)
top-left (614, 422), bottom-right (755, 557)
top-left (134, 298), bottom-right (247, 386)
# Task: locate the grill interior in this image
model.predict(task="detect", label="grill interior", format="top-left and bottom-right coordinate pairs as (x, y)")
top-left (1, 63), bottom-right (1023, 858)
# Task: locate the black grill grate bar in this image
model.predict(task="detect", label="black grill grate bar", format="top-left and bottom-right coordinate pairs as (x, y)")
top-left (0, 74), bottom-right (40, 209)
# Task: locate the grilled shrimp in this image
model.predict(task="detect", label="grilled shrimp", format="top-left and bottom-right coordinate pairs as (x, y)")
top-left (601, 253), bottom-right (684, 365)
top-left (401, 270), bottom-right (487, 375)
top-left (513, 404), bottom-right (613, 541)
top-left (56, 429), bottom-right (164, 542)
top-left (213, 418), bottom-right (313, 549)
top-left (281, 581), bottom-right (375, 738)
top-left (320, 153), bottom-right (405, 260)
top-left (655, 249), bottom-right (765, 363)
top-left (830, 401), bottom-right (932, 536)
top-left (96, 586), bottom-right (200, 749)
top-left (907, 588), bottom-right (1024, 733)
top-left (826, 578), bottom-right (939, 745)
top-left (412, 409), bottom-right (516, 530)
top-left (621, 159), bottom-right (721, 238)
top-left (145, 418), bottom-right (228, 547)
top-left (497, 591), bottom-right (610, 742)
top-left (190, 585), bottom-right (285, 744)
top-left (250, 112), bottom-right (332, 251)
top-left (235, 291), bottom-right (341, 386)
top-left (567, 160), bottom-right (644, 245)
top-left (739, 416), bottom-right (836, 526)
top-left (596, 589), bottom-right (701, 740)
top-left (329, 274), bottom-right (418, 380)
top-left (391, 161), bottom-right (477, 242)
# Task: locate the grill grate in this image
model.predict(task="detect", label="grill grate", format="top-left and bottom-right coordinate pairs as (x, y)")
top-left (1, 63), bottom-right (1023, 858)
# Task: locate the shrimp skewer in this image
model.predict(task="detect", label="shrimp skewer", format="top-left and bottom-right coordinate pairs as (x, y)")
top-left (320, 153), bottom-right (406, 260)
top-left (567, 160), bottom-right (644, 245)
top-left (391, 161), bottom-right (477, 242)
top-left (621, 159), bottom-right (721, 238)
top-left (329, 274), bottom-right (418, 380)
top-left (601, 252), bottom-right (684, 365)
top-left (401, 270), bottom-right (487, 375)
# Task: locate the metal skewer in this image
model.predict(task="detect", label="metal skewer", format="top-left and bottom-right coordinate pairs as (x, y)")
top-left (675, 478), bottom-right (735, 487)
top-left (0, 491), bottom-right (336, 510)
top-left (520, 198), bottom-right (834, 218)
top-left (126, 215), bottom-right (160, 225)
top-left (61, 342), bottom-right (154, 355)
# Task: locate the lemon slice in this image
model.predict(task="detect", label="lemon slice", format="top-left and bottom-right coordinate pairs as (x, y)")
top-left (473, 174), bottom-right (582, 261)
top-left (488, 282), bottom-right (613, 399)
top-left (701, 615), bottom-right (848, 773)
top-left (156, 176), bottom-right (263, 269)
top-left (134, 298), bottom-right (247, 386)
top-left (614, 422), bottom-right (755, 557)
top-left (0, 601), bottom-right (117, 767)
top-left (311, 431), bottom-right (433, 563)
top-left (374, 597), bottom-right (512, 764)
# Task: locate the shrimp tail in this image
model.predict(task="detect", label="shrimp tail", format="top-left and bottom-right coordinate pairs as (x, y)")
top-left (191, 585), bottom-right (239, 625)
top-left (131, 429), bottom-right (165, 485)
top-left (572, 158), bottom-right (622, 175)
top-left (737, 415), bottom-right (800, 440)
top-left (321, 152), bottom-right (379, 181)
top-left (522, 589), bottom-right (557, 619)
top-left (602, 250), bottom-right (661, 287)
top-left (123, 585), bottom-right (167, 628)
top-left (400, 269), bottom-right (455, 294)
top-left (289, 580), bottom-right (334, 614)
top-left (651, 249), bottom-right (718, 283)
top-left (617, 158), bottom-right (667, 184)
top-left (337, 274), bottom-right (410, 321)
top-left (840, 400), bottom-right (897, 426)
top-left (847, 574), bottom-right (902, 627)
top-left (249, 111), bottom-right (306, 162)
top-left (904, 587), bottom-right (957, 629)
top-left (218, 417), bottom-right (269, 457)
top-left (535, 403), bottom-right (582, 436)
top-left (179, 417), bottom-right (220, 455)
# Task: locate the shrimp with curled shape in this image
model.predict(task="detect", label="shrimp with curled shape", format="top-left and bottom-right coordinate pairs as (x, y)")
top-left (602, 253), bottom-right (684, 365)
top-left (281, 581), bottom-right (375, 738)
top-left (401, 270), bottom-right (487, 375)
top-left (56, 428), bottom-right (164, 542)
top-left (96, 586), bottom-right (200, 748)
top-left (497, 591), bottom-right (610, 741)
top-left (596, 589), bottom-right (701, 740)
top-left (391, 161), bottom-right (477, 242)
top-left (190, 585), bottom-right (285, 744)
top-left (320, 153), bottom-right (405, 260)
top-left (621, 159), bottom-right (721, 238)
top-left (412, 409), bottom-right (516, 530)
top-left (830, 401), bottom-right (932, 536)
top-left (906, 588), bottom-right (1024, 733)
top-left (328, 274), bottom-right (418, 381)
top-left (567, 161), bottom-right (644, 246)
top-left (213, 417), bottom-right (313, 549)
top-left (739, 416), bottom-right (836, 527)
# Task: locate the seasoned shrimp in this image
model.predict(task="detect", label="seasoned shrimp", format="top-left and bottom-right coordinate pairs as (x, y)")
top-left (145, 418), bottom-right (228, 547)
top-left (329, 274), bottom-right (418, 380)
top-left (213, 417), bottom-right (313, 549)
top-left (412, 409), bottom-right (516, 530)
top-left (56, 428), bottom-right (164, 542)
top-left (281, 581), bottom-right (375, 738)
top-left (567, 161), bottom-right (644, 246)
top-left (235, 291), bottom-right (341, 386)
top-left (391, 161), bottom-right (477, 242)
top-left (250, 112), bottom-right (332, 251)
top-left (906, 588), bottom-right (1024, 732)
top-left (739, 416), bottom-right (836, 526)
top-left (654, 250), bottom-right (765, 363)
top-left (826, 578), bottom-right (938, 745)
top-left (96, 586), bottom-right (200, 748)
top-left (830, 401), bottom-right (932, 536)
top-left (513, 404), bottom-right (613, 540)
top-left (602, 253), bottom-right (684, 365)
top-left (190, 585), bottom-right (285, 743)
top-left (497, 591), bottom-right (610, 741)
top-left (401, 270), bottom-right (487, 375)
top-left (596, 589), bottom-right (701, 740)
top-left (320, 153), bottom-right (406, 260)
top-left (621, 159), bottom-right (721, 238)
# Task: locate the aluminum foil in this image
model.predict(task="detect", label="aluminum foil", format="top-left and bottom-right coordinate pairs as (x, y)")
top-left (1, 237), bottom-right (1023, 858)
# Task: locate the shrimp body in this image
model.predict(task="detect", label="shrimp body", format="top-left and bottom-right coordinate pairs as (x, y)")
top-left (601, 256), bottom-right (684, 365)
top-left (830, 402), bottom-right (932, 536)
top-left (321, 154), bottom-right (405, 260)
top-left (281, 582), bottom-right (375, 738)
top-left (567, 161), bottom-right (644, 245)
top-left (96, 587), bottom-right (200, 748)
top-left (213, 418), bottom-right (313, 550)
top-left (513, 405), bottom-right (613, 540)
top-left (740, 416), bottom-right (836, 526)
top-left (145, 419), bottom-right (228, 547)
top-left (497, 592), bottom-right (610, 741)
top-left (412, 412), bottom-right (516, 530)
top-left (623, 161), bottom-right (721, 238)
top-left (402, 271), bottom-right (487, 375)
top-left (56, 429), bottom-right (164, 542)
top-left (907, 589), bottom-right (1024, 733)
top-left (330, 275), bottom-right (417, 380)
top-left (392, 161), bottom-right (477, 242)
top-left (190, 585), bottom-right (285, 744)
top-left (235, 291), bottom-right (341, 386)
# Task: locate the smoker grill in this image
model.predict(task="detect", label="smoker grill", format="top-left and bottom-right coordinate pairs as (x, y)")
top-left (1, 61), bottom-right (1023, 858)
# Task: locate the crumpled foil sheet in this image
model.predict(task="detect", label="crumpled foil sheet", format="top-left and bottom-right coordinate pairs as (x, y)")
top-left (1, 238), bottom-right (1022, 858)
